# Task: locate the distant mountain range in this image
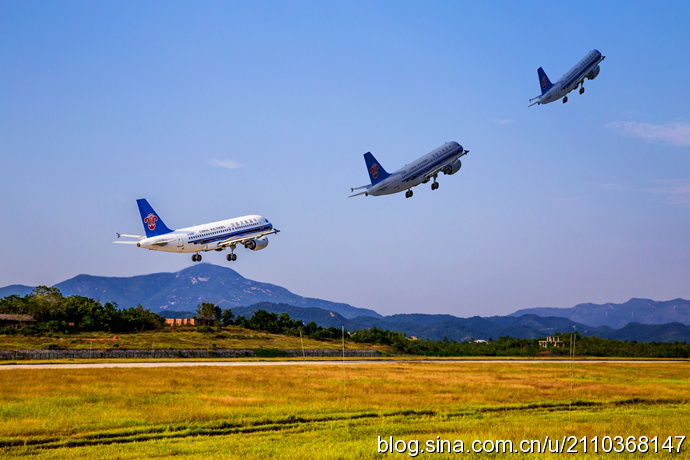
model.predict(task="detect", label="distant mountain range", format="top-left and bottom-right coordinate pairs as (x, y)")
top-left (511, 298), bottom-right (690, 329)
top-left (0, 264), bottom-right (380, 320)
top-left (221, 302), bottom-right (690, 343)
top-left (0, 285), bottom-right (34, 298)
top-left (2, 264), bottom-right (689, 342)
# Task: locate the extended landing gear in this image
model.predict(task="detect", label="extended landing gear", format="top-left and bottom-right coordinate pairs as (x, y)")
top-left (405, 189), bottom-right (413, 198)
top-left (563, 96), bottom-right (568, 103)
top-left (431, 181), bottom-right (439, 191)
top-left (579, 86), bottom-right (585, 94)
top-left (226, 244), bottom-right (237, 262)
top-left (192, 253), bottom-right (202, 262)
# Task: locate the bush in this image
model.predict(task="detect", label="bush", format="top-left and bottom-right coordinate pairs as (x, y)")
top-left (0, 326), bottom-right (17, 335)
top-left (17, 325), bottom-right (43, 336)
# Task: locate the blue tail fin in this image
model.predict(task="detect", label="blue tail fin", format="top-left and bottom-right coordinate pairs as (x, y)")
top-left (537, 67), bottom-right (553, 95)
top-left (136, 199), bottom-right (173, 237)
top-left (363, 152), bottom-right (390, 185)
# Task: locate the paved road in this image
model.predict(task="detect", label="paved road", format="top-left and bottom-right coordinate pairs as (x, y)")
top-left (1, 359), bottom-right (686, 370)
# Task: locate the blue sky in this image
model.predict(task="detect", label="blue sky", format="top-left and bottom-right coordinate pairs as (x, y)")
top-left (1, 1), bottom-right (689, 317)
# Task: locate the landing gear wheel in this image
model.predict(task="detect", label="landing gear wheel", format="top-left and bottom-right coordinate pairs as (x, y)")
top-left (405, 190), bottom-right (413, 198)
top-left (226, 253), bottom-right (237, 262)
top-left (579, 87), bottom-right (585, 94)
top-left (563, 96), bottom-right (568, 103)
top-left (431, 182), bottom-right (439, 190)
top-left (192, 254), bottom-right (198, 262)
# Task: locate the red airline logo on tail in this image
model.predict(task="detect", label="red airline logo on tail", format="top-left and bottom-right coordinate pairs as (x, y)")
top-left (144, 213), bottom-right (158, 230)
top-left (541, 77), bottom-right (547, 89)
top-left (369, 164), bottom-right (380, 179)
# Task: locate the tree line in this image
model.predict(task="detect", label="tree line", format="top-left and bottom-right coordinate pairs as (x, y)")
top-left (349, 330), bottom-right (690, 358)
top-left (197, 303), bottom-right (690, 358)
top-left (0, 287), bottom-right (164, 334)
top-left (2, 291), bottom-right (689, 358)
top-left (194, 302), bottom-right (346, 340)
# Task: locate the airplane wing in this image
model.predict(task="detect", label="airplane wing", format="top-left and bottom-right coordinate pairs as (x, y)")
top-left (216, 228), bottom-right (280, 248)
top-left (413, 150), bottom-right (469, 183)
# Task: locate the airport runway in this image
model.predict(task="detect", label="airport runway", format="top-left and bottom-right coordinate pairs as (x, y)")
top-left (0, 359), bottom-right (686, 370)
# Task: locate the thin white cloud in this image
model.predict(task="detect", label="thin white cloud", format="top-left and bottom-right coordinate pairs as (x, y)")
top-left (641, 179), bottom-right (690, 204)
top-left (598, 183), bottom-right (626, 192)
top-left (606, 121), bottom-right (690, 147)
top-left (492, 118), bottom-right (514, 125)
top-left (211, 158), bottom-right (244, 170)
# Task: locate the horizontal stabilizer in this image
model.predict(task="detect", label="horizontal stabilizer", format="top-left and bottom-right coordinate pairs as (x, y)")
top-left (116, 233), bottom-right (145, 239)
top-left (113, 241), bottom-right (139, 245)
top-left (348, 190), bottom-right (369, 198)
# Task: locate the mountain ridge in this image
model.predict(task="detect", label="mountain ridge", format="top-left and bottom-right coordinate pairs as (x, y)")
top-left (2, 265), bottom-right (688, 342)
top-left (224, 302), bottom-right (690, 343)
top-left (4, 264), bottom-right (380, 320)
top-left (511, 298), bottom-right (690, 328)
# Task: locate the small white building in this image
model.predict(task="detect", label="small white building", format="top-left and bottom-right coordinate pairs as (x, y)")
top-left (539, 336), bottom-right (564, 348)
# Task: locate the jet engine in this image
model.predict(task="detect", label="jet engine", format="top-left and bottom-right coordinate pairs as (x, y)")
top-left (442, 159), bottom-right (462, 175)
top-left (587, 65), bottom-right (600, 80)
top-left (244, 236), bottom-right (269, 251)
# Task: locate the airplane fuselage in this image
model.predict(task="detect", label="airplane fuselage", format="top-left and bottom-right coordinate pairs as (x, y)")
top-left (367, 142), bottom-right (465, 196)
top-left (533, 49), bottom-right (605, 105)
top-left (117, 199), bottom-right (278, 263)
top-left (138, 215), bottom-right (274, 253)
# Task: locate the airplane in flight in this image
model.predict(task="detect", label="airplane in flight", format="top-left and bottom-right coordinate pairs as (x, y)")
top-left (529, 49), bottom-right (605, 106)
top-left (349, 141), bottom-right (468, 199)
top-left (115, 199), bottom-right (279, 262)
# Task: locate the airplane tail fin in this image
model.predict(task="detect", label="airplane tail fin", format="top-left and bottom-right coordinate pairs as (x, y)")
top-left (537, 67), bottom-right (553, 95)
top-left (136, 199), bottom-right (173, 238)
top-left (363, 152), bottom-right (390, 185)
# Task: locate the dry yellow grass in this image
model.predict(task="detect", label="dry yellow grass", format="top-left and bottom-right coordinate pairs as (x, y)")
top-left (0, 361), bottom-right (688, 458)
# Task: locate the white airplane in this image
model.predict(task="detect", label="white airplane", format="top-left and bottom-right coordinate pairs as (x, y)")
top-left (529, 49), bottom-right (605, 106)
top-left (349, 141), bottom-right (468, 199)
top-left (115, 199), bottom-right (279, 262)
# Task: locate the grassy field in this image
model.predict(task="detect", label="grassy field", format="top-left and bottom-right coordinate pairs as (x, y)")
top-left (0, 361), bottom-right (688, 459)
top-left (0, 327), bottom-right (383, 351)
